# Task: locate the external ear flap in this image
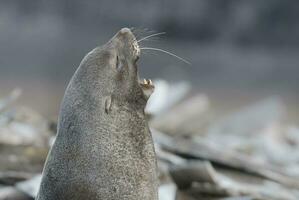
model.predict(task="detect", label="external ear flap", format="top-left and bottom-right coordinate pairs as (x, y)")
top-left (104, 96), bottom-right (112, 114)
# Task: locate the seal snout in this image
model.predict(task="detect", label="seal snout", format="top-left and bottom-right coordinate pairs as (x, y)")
top-left (119, 27), bottom-right (131, 35)
top-left (116, 27), bottom-right (140, 60)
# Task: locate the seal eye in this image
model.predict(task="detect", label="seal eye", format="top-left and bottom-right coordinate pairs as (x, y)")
top-left (135, 55), bottom-right (140, 62)
top-left (116, 56), bottom-right (122, 71)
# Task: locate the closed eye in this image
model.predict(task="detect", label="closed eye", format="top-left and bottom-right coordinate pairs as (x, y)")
top-left (116, 56), bottom-right (122, 71)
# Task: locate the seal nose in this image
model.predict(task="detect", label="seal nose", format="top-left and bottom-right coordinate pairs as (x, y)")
top-left (119, 28), bottom-right (131, 35)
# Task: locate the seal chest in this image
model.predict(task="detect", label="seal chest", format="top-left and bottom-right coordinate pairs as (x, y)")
top-left (36, 28), bottom-right (158, 200)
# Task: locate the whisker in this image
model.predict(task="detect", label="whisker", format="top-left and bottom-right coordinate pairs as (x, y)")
top-left (140, 47), bottom-right (191, 65)
top-left (131, 27), bottom-right (154, 41)
top-left (137, 32), bottom-right (166, 43)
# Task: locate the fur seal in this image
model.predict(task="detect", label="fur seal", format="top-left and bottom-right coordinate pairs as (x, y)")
top-left (36, 28), bottom-right (158, 200)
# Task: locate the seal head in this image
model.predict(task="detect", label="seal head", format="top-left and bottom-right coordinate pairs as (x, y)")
top-left (92, 27), bottom-right (154, 112)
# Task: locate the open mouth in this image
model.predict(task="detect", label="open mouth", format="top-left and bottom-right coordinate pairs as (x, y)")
top-left (139, 79), bottom-right (154, 87)
top-left (131, 31), bottom-right (154, 98)
top-left (139, 78), bottom-right (155, 99)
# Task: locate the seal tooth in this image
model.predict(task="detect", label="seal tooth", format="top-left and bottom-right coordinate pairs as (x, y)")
top-left (143, 79), bottom-right (148, 84)
top-left (148, 79), bottom-right (153, 85)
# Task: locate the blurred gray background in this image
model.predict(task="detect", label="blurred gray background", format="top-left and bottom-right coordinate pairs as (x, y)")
top-left (0, 0), bottom-right (299, 121)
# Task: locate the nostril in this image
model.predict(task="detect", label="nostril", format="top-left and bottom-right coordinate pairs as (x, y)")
top-left (135, 55), bottom-right (140, 62)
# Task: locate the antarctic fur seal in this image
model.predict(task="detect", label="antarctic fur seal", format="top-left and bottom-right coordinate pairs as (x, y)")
top-left (36, 28), bottom-right (158, 200)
